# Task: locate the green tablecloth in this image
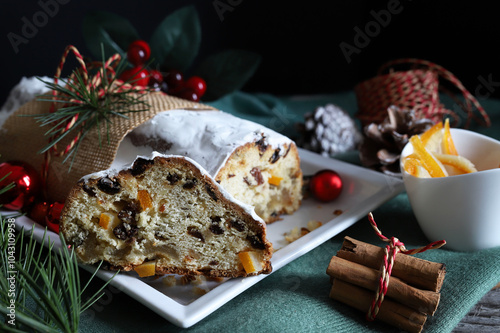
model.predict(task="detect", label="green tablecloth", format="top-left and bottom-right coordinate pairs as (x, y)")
top-left (79, 91), bottom-right (500, 333)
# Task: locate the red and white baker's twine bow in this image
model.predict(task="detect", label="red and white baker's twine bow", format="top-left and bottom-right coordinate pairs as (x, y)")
top-left (41, 45), bottom-right (147, 185)
top-left (379, 58), bottom-right (491, 128)
top-left (365, 212), bottom-right (446, 321)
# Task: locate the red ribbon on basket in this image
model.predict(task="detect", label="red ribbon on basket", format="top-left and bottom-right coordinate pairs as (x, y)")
top-left (365, 212), bottom-right (446, 321)
top-left (355, 58), bottom-right (491, 128)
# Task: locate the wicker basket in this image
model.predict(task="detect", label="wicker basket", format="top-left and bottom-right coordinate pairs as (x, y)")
top-left (354, 58), bottom-right (490, 128)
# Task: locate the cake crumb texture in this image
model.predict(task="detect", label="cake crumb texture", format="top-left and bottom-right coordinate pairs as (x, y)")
top-left (60, 155), bottom-right (273, 278)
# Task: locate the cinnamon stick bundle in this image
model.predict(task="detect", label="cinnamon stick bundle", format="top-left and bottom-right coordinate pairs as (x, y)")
top-left (327, 236), bottom-right (446, 333)
top-left (337, 236), bottom-right (446, 292)
top-left (327, 256), bottom-right (441, 315)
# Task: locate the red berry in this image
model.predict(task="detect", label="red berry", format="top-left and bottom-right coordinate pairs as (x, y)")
top-left (148, 70), bottom-right (164, 91)
top-left (149, 70), bottom-right (163, 85)
top-left (185, 76), bottom-right (207, 97)
top-left (120, 67), bottom-right (150, 86)
top-left (163, 69), bottom-right (184, 93)
top-left (309, 169), bottom-right (343, 202)
top-left (46, 201), bottom-right (64, 234)
top-left (127, 40), bottom-right (151, 66)
top-left (177, 88), bottom-right (199, 102)
top-left (29, 201), bottom-right (49, 225)
top-left (159, 81), bottom-right (169, 93)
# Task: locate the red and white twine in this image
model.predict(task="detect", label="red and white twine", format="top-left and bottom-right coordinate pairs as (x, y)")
top-left (41, 45), bottom-right (147, 186)
top-left (378, 58), bottom-right (491, 128)
top-left (356, 58), bottom-right (491, 128)
top-left (365, 212), bottom-right (446, 321)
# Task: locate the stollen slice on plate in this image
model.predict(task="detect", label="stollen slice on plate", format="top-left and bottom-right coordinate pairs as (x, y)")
top-left (60, 153), bottom-right (273, 278)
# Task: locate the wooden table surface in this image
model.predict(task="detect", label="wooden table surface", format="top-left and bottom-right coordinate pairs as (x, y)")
top-left (453, 285), bottom-right (500, 332)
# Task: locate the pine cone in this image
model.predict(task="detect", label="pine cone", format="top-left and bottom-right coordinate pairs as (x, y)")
top-left (296, 104), bottom-right (362, 157)
top-left (359, 106), bottom-right (434, 176)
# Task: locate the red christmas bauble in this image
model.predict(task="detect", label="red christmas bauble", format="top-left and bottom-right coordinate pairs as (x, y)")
top-left (46, 201), bottom-right (64, 234)
top-left (0, 161), bottom-right (42, 211)
top-left (309, 169), bottom-right (343, 202)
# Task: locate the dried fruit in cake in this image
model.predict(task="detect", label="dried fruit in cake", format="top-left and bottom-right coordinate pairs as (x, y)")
top-left (60, 154), bottom-right (273, 278)
top-left (117, 110), bottom-right (303, 223)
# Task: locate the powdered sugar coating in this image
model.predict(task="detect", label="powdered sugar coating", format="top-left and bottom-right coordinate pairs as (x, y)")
top-left (112, 110), bottom-right (294, 177)
top-left (0, 76), bottom-right (53, 130)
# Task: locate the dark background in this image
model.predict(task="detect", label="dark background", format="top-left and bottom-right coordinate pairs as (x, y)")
top-left (1, 0), bottom-right (500, 107)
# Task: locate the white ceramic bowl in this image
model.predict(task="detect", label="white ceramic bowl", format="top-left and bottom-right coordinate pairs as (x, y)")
top-left (401, 128), bottom-right (500, 251)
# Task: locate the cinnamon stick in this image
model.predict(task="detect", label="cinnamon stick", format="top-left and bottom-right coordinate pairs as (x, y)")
top-left (337, 236), bottom-right (446, 292)
top-left (327, 256), bottom-right (440, 315)
top-left (330, 279), bottom-right (427, 333)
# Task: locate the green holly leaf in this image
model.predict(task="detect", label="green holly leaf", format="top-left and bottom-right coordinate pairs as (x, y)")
top-left (195, 50), bottom-right (262, 101)
top-left (82, 10), bottom-right (140, 59)
top-left (149, 6), bottom-right (201, 72)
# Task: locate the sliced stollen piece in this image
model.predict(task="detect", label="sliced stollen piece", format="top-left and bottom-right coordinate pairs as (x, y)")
top-left (60, 153), bottom-right (273, 278)
top-left (114, 109), bottom-right (303, 223)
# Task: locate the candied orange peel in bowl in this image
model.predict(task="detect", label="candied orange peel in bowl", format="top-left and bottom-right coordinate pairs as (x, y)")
top-left (401, 126), bottom-right (500, 251)
top-left (402, 119), bottom-right (477, 178)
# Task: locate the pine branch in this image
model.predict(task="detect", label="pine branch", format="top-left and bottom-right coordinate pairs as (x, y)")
top-left (0, 202), bottom-right (118, 332)
top-left (23, 54), bottom-right (151, 170)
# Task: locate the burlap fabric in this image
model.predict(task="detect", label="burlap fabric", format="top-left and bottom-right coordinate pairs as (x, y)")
top-left (0, 92), bottom-right (215, 202)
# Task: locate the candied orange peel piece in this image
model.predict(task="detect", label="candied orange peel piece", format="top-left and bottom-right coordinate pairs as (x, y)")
top-left (99, 212), bottom-right (115, 229)
top-left (421, 122), bottom-right (444, 153)
top-left (238, 251), bottom-right (262, 274)
top-left (443, 118), bottom-right (458, 155)
top-left (403, 156), bottom-right (431, 178)
top-left (134, 261), bottom-right (156, 277)
top-left (409, 135), bottom-right (448, 178)
top-left (421, 122), bottom-right (443, 146)
top-left (268, 175), bottom-right (283, 186)
top-left (137, 189), bottom-right (153, 210)
top-left (434, 153), bottom-right (477, 174)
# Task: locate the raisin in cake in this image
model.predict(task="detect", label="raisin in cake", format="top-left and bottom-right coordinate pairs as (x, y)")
top-left (60, 153), bottom-right (273, 277)
top-left (115, 109), bottom-right (303, 223)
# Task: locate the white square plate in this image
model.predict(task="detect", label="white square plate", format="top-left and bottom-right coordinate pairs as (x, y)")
top-left (10, 148), bottom-right (404, 328)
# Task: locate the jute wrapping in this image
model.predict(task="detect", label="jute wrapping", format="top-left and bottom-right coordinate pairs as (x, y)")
top-left (0, 92), bottom-right (215, 202)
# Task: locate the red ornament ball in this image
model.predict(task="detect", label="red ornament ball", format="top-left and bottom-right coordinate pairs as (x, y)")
top-left (309, 169), bottom-right (343, 202)
top-left (46, 201), bottom-right (64, 234)
top-left (0, 161), bottom-right (42, 210)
